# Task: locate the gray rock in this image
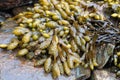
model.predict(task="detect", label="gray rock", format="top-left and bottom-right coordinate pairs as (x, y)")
top-left (0, 49), bottom-right (76, 80)
top-left (0, 19), bottom-right (17, 33)
top-left (75, 66), bottom-right (91, 80)
top-left (93, 70), bottom-right (118, 80)
top-left (96, 43), bottom-right (115, 69)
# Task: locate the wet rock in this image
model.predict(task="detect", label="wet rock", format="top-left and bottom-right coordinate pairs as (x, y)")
top-left (93, 70), bottom-right (118, 80)
top-left (0, 0), bottom-right (21, 10)
top-left (75, 66), bottom-right (91, 80)
top-left (0, 12), bottom-right (12, 27)
top-left (0, 12), bottom-right (11, 23)
top-left (96, 43), bottom-right (115, 69)
top-left (12, 6), bottom-right (32, 15)
top-left (0, 19), bottom-right (17, 33)
top-left (0, 50), bottom-right (75, 80)
top-left (0, 33), bottom-right (15, 44)
top-left (0, 0), bottom-right (35, 10)
top-left (0, 15), bottom-right (5, 22)
top-left (0, 12), bottom-right (11, 18)
top-left (0, 19), bottom-right (16, 44)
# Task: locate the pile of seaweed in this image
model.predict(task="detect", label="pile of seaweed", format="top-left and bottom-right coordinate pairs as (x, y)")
top-left (0, 0), bottom-right (120, 79)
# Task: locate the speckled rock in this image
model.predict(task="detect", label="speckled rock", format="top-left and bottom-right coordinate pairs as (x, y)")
top-left (93, 70), bottom-right (119, 80)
